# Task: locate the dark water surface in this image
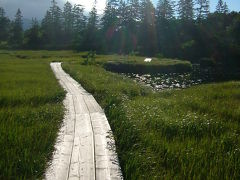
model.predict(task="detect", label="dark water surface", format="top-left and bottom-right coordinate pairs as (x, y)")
top-left (123, 67), bottom-right (240, 91)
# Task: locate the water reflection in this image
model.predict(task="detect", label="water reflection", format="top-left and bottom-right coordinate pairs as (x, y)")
top-left (123, 67), bottom-right (237, 91)
top-left (124, 73), bottom-right (204, 91)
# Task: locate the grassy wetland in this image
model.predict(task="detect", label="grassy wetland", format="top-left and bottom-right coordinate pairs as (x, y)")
top-left (0, 50), bottom-right (239, 179)
top-left (1, 0), bottom-right (240, 179)
top-left (0, 51), bottom-right (65, 179)
top-left (63, 60), bottom-right (240, 179)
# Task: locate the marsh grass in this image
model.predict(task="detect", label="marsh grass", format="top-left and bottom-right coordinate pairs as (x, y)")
top-left (0, 53), bottom-right (65, 179)
top-left (1, 50), bottom-right (239, 179)
top-left (63, 62), bottom-right (240, 179)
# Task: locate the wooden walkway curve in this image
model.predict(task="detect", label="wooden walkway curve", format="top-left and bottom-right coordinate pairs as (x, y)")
top-left (45, 63), bottom-right (122, 180)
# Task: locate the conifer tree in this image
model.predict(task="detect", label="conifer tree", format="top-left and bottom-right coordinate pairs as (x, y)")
top-left (9, 9), bottom-right (23, 48)
top-left (223, 2), bottom-right (229, 14)
top-left (73, 4), bottom-right (86, 33)
top-left (63, 2), bottom-right (74, 35)
top-left (117, 0), bottom-right (130, 53)
top-left (216, 0), bottom-right (224, 13)
top-left (101, 0), bottom-right (120, 52)
top-left (156, 0), bottom-right (174, 20)
top-left (41, 0), bottom-right (63, 48)
top-left (24, 18), bottom-right (41, 49)
top-left (87, 1), bottom-right (98, 30)
top-left (101, 0), bottom-right (119, 32)
top-left (41, 10), bottom-right (53, 46)
top-left (72, 4), bottom-right (86, 50)
top-left (118, 0), bottom-right (128, 26)
top-left (139, 0), bottom-right (157, 56)
top-left (127, 0), bottom-right (141, 51)
top-left (177, 0), bottom-right (185, 19)
top-left (216, 0), bottom-right (229, 14)
top-left (0, 7), bottom-right (10, 42)
top-left (128, 0), bottom-right (140, 23)
top-left (84, 0), bottom-right (99, 51)
top-left (63, 1), bottom-right (74, 46)
top-left (196, 0), bottom-right (210, 19)
top-left (178, 0), bottom-right (194, 20)
top-left (50, 0), bottom-right (63, 46)
top-left (156, 0), bottom-right (175, 56)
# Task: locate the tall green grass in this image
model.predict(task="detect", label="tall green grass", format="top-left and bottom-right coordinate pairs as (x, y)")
top-left (1, 50), bottom-right (239, 179)
top-left (63, 62), bottom-right (240, 179)
top-left (0, 53), bottom-right (65, 179)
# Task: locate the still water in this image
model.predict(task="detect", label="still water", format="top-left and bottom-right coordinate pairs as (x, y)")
top-left (123, 67), bottom-right (239, 91)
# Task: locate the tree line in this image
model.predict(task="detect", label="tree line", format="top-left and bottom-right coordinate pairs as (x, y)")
top-left (0, 0), bottom-right (240, 68)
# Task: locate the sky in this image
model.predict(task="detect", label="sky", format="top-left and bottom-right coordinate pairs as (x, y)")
top-left (0, 0), bottom-right (240, 19)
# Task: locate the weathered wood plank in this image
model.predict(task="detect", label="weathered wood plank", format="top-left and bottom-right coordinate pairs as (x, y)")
top-left (45, 62), bottom-right (122, 180)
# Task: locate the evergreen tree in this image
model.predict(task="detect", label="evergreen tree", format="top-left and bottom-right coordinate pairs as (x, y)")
top-left (216, 0), bottom-right (224, 13)
top-left (156, 0), bottom-right (176, 57)
top-left (102, 0), bottom-right (119, 30)
top-left (41, 10), bottom-right (53, 47)
top-left (196, 0), bottom-right (210, 19)
top-left (177, 0), bottom-right (185, 19)
top-left (128, 0), bottom-right (140, 23)
top-left (84, 1), bottom-right (99, 51)
top-left (185, 0), bottom-right (194, 20)
top-left (117, 0), bottom-right (130, 53)
top-left (139, 0), bottom-right (157, 56)
top-left (9, 9), bottom-right (23, 48)
top-left (216, 0), bottom-right (229, 14)
top-left (0, 7), bottom-right (10, 42)
top-left (156, 0), bottom-right (174, 20)
top-left (49, 0), bottom-right (63, 47)
top-left (88, 1), bottom-right (98, 29)
top-left (223, 2), bottom-right (229, 14)
top-left (63, 1), bottom-right (74, 46)
top-left (41, 0), bottom-right (63, 48)
top-left (178, 0), bottom-right (194, 20)
top-left (118, 0), bottom-right (128, 26)
top-left (101, 0), bottom-right (120, 52)
top-left (24, 18), bottom-right (41, 49)
top-left (126, 0), bottom-right (141, 52)
top-left (72, 4), bottom-right (86, 50)
top-left (73, 4), bottom-right (86, 33)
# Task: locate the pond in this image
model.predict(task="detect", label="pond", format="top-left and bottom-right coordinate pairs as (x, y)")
top-left (122, 67), bottom-right (240, 91)
top-left (124, 72), bottom-right (203, 91)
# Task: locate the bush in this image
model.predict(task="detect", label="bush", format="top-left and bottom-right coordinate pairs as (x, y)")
top-left (83, 51), bottom-right (96, 65)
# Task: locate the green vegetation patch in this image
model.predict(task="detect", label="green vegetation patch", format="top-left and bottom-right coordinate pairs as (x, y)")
top-left (63, 62), bottom-right (240, 179)
top-left (0, 53), bottom-right (65, 179)
top-left (1, 50), bottom-right (239, 179)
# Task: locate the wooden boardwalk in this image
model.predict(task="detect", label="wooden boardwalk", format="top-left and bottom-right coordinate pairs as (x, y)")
top-left (45, 63), bottom-right (122, 180)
